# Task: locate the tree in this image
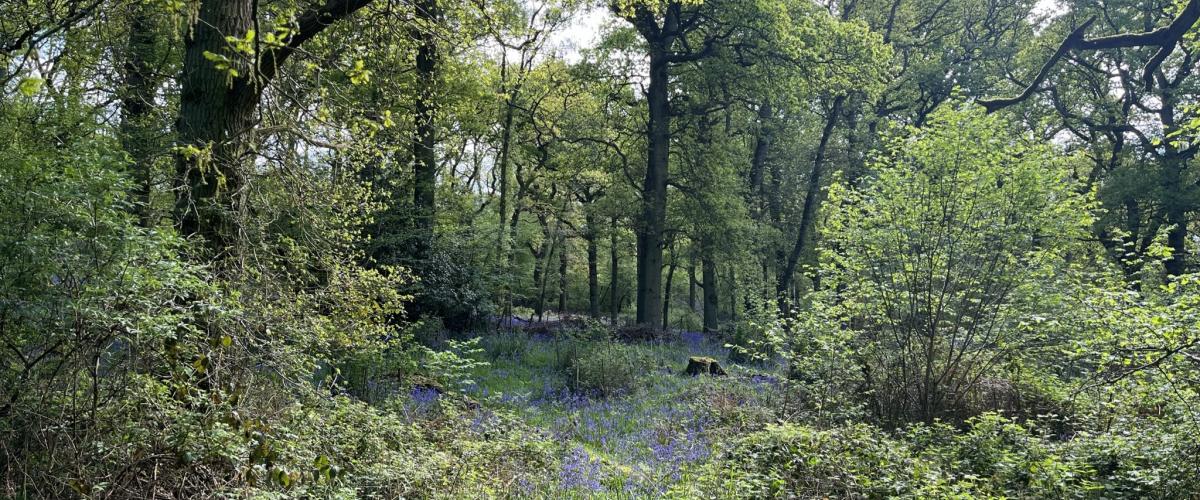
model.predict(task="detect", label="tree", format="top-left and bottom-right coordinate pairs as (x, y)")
top-left (611, 0), bottom-right (720, 328)
top-left (997, 0), bottom-right (1200, 279)
top-left (411, 0), bottom-right (441, 260)
top-left (117, 1), bottom-right (170, 226)
top-left (173, 0), bottom-right (373, 255)
top-left (981, 0), bottom-right (1200, 111)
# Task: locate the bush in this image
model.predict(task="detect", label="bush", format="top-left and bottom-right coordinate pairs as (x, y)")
top-left (1060, 425), bottom-right (1200, 497)
top-left (680, 423), bottom-right (933, 498)
top-left (226, 394), bottom-right (561, 498)
top-left (681, 413), bottom-right (1200, 499)
top-left (0, 99), bottom-right (503, 498)
top-left (904, 413), bottom-right (1088, 497)
top-left (820, 103), bottom-right (1091, 425)
top-left (723, 299), bottom-right (779, 365)
top-left (563, 342), bottom-right (654, 397)
top-left (481, 331), bottom-right (531, 361)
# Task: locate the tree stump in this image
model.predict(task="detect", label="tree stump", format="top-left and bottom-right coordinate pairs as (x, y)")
top-left (684, 356), bottom-right (727, 377)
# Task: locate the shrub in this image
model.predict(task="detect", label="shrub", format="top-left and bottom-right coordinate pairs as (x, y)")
top-left (563, 342), bottom-right (654, 396)
top-left (481, 331), bottom-right (531, 361)
top-left (1061, 425), bottom-right (1200, 497)
top-left (680, 423), bottom-right (935, 498)
top-left (905, 413), bottom-right (1089, 497)
top-left (685, 415), bottom-right (1190, 499)
top-left (245, 394), bottom-right (560, 498)
top-left (820, 103), bottom-right (1091, 425)
top-left (724, 298), bottom-right (780, 364)
top-left (0, 100), bottom-right (500, 498)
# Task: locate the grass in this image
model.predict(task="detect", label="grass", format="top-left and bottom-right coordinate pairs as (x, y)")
top-left (460, 328), bottom-right (788, 496)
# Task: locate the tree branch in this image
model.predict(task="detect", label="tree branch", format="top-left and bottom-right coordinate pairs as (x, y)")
top-left (979, 18), bottom-right (1094, 112)
top-left (981, 0), bottom-right (1200, 111)
top-left (258, 0), bottom-right (376, 84)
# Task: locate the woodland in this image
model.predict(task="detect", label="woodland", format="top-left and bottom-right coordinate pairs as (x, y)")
top-left (3, 0), bottom-right (1200, 497)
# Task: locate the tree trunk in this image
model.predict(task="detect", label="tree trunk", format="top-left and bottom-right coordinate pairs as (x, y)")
top-left (411, 0), bottom-right (440, 260)
top-left (558, 232), bottom-right (568, 314)
top-left (1160, 86), bottom-right (1190, 277)
top-left (729, 267), bottom-right (737, 322)
top-left (174, 0), bottom-right (256, 253)
top-left (532, 214), bottom-right (552, 321)
top-left (497, 92), bottom-right (516, 260)
top-left (502, 163), bottom-right (530, 321)
top-left (119, 3), bottom-right (160, 227)
top-left (635, 40), bottom-right (671, 329)
top-left (687, 262), bottom-right (696, 313)
top-left (173, 0), bottom-right (372, 254)
top-left (531, 246), bottom-right (545, 318)
top-left (778, 95), bottom-right (844, 297)
top-left (701, 238), bottom-right (718, 333)
top-left (761, 257), bottom-right (770, 298)
top-left (662, 245), bottom-right (677, 331)
top-left (748, 101), bottom-right (772, 195)
top-left (586, 213), bottom-right (601, 319)
top-left (610, 215), bottom-right (620, 324)
top-left (496, 77), bottom-right (516, 319)
top-left (537, 241), bottom-right (554, 322)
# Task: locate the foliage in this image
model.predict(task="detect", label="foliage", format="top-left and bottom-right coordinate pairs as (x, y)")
top-left (0, 77), bottom-right (488, 499)
top-left (563, 341), bottom-right (657, 397)
top-left (1066, 271), bottom-right (1200, 432)
top-left (723, 296), bottom-right (781, 364)
top-left (680, 422), bottom-right (937, 498)
top-left (684, 412), bottom-right (1200, 499)
top-left (820, 103), bottom-right (1093, 424)
top-left (6, 0), bottom-right (1200, 497)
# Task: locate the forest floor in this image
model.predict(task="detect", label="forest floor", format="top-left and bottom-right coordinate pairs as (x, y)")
top-left (453, 325), bottom-right (789, 496)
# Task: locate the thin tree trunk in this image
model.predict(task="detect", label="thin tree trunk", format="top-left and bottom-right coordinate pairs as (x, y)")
top-left (729, 267), bottom-right (737, 322)
top-left (701, 237), bottom-right (718, 333)
top-left (558, 232), bottom-right (568, 314)
top-left (778, 95), bottom-right (845, 297)
top-left (610, 215), bottom-right (620, 324)
top-left (748, 101), bottom-right (772, 195)
top-left (537, 239), bottom-right (554, 322)
top-left (496, 74), bottom-right (516, 260)
top-left (503, 163), bottom-right (529, 321)
top-left (687, 261), bottom-right (696, 313)
top-left (761, 258), bottom-right (770, 298)
top-left (586, 213), bottom-right (601, 319)
top-left (496, 73), bottom-right (517, 320)
top-left (662, 245), bottom-right (677, 331)
top-left (532, 214), bottom-right (552, 321)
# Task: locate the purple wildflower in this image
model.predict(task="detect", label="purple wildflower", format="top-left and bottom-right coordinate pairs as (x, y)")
top-left (411, 386), bottom-right (441, 405)
top-left (680, 331), bottom-right (706, 351)
top-left (559, 446), bottom-right (604, 492)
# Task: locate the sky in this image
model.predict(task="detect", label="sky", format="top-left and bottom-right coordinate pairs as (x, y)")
top-left (548, 5), bottom-right (610, 62)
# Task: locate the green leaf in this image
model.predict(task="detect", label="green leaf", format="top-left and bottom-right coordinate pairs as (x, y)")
top-left (18, 77), bottom-right (44, 97)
